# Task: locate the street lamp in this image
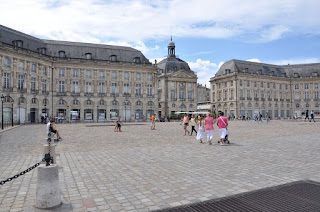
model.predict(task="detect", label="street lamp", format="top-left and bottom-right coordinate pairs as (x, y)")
top-left (1, 95), bottom-right (4, 130)
top-left (11, 99), bottom-right (14, 127)
top-left (18, 100), bottom-right (20, 125)
top-left (97, 105), bottom-right (99, 123)
top-left (67, 105), bottom-right (69, 123)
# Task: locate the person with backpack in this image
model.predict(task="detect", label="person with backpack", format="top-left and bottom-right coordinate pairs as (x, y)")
top-left (217, 112), bottom-right (228, 146)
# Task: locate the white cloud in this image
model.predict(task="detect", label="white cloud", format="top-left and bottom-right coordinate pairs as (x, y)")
top-left (1, 0), bottom-right (320, 43)
top-left (188, 59), bottom-right (218, 87)
top-left (246, 58), bottom-right (262, 63)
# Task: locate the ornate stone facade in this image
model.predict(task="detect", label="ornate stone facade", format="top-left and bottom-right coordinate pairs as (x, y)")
top-left (210, 59), bottom-right (320, 118)
top-left (156, 39), bottom-right (198, 118)
top-left (0, 25), bottom-right (157, 123)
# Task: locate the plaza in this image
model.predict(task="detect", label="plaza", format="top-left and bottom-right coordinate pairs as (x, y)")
top-left (0, 120), bottom-right (320, 211)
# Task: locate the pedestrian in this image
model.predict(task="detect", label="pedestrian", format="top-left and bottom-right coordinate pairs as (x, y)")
top-left (117, 116), bottom-right (122, 132)
top-left (190, 115), bottom-right (197, 136)
top-left (182, 113), bottom-right (190, 136)
top-left (196, 117), bottom-right (205, 143)
top-left (151, 114), bottom-right (156, 130)
top-left (266, 113), bottom-right (270, 123)
top-left (114, 118), bottom-right (118, 132)
top-left (258, 112), bottom-right (263, 122)
top-left (310, 110), bottom-right (316, 122)
top-left (217, 112), bottom-right (228, 146)
top-left (204, 113), bottom-right (214, 145)
top-left (305, 110), bottom-right (309, 121)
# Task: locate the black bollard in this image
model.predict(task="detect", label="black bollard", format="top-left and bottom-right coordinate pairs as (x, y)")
top-left (44, 152), bottom-right (51, 166)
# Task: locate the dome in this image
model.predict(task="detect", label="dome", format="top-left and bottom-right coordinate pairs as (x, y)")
top-left (168, 40), bottom-right (175, 47)
top-left (157, 56), bottom-right (192, 73)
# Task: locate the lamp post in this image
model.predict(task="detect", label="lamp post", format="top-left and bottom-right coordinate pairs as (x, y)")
top-left (67, 105), bottom-right (69, 123)
top-left (1, 95), bottom-right (4, 130)
top-left (97, 105), bottom-right (99, 123)
top-left (18, 100), bottom-right (20, 125)
top-left (11, 99), bottom-right (14, 127)
top-left (44, 103), bottom-right (47, 123)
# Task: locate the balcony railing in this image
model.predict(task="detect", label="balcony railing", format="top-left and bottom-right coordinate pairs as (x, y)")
top-left (261, 98), bottom-right (265, 101)
top-left (31, 89), bottom-right (39, 94)
top-left (2, 87), bottom-right (13, 92)
top-left (111, 93), bottom-right (119, 97)
top-left (147, 94), bottom-right (154, 98)
top-left (274, 98), bottom-right (278, 101)
top-left (98, 93), bottom-right (106, 97)
top-left (170, 98), bottom-right (177, 101)
top-left (240, 97), bottom-right (245, 100)
top-left (254, 97), bottom-right (259, 101)
top-left (280, 99), bottom-right (284, 101)
top-left (57, 92), bottom-right (66, 96)
top-left (71, 92), bottom-right (80, 96)
top-left (247, 97), bottom-right (252, 100)
top-left (18, 88), bottom-right (27, 93)
top-left (135, 94), bottom-right (142, 98)
top-left (85, 92), bottom-right (93, 96)
top-left (42, 91), bottom-right (49, 95)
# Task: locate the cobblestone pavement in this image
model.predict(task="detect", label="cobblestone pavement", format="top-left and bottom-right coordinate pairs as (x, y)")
top-left (1, 120), bottom-right (320, 212)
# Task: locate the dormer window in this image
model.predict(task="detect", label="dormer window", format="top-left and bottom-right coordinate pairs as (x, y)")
top-left (294, 73), bottom-right (299, 78)
top-left (13, 40), bottom-right (23, 48)
top-left (59, 51), bottom-right (66, 58)
top-left (133, 57), bottom-right (141, 64)
top-left (41, 48), bottom-right (46, 55)
top-left (312, 72), bottom-right (318, 77)
top-left (245, 68), bottom-right (248, 73)
top-left (85, 53), bottom-right (92, 60)
top-left (110, 55), bottom-right (117, 62)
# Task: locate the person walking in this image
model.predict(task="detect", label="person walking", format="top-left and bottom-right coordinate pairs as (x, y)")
top-left (151, 114), bottom-right (156, 130)
top-left (217, 112), bottom-right (228, 146)
top-left (266, 112), bottom-right (270, 123)
top-left (310, 110), bottom-right (316, 122)
top-left (182, 113), bottom-right (190, 136)
top-left (196, 117), bottom-right (205, 143)
top-left (258, 112), bottom-right (263, 122)
top-left (305, 110), bottom-right (309, 121)
top-left (190, 115), bottom-right (197, 136)
top-left (204, 113), bottom-right (214, 145)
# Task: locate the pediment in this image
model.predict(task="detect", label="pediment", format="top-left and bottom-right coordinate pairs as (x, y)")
top-left (169, 70), bottom-right (196, 79)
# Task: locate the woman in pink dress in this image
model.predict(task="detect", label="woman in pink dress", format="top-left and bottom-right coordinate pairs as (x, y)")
top-left (204, 113), bottom-right (215, 145)
top-left (182, 113), bottom-right (190, 136)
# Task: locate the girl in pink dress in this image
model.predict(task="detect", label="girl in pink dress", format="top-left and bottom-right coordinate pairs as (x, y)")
top-left (182, 113), bottom-right (190, 136)
top-left (204, 113), bottom-right (215, 145)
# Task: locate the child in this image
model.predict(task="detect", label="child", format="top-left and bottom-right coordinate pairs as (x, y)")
top-left (196, 117), bottom-right (205, 143)
top-left (114, 118), bottom-right (118, 132)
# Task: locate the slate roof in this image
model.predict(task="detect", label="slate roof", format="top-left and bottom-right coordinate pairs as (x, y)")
top-left (157, 56), bottom-right (193, 73)
top-left (216, 59), bottom-right (320, 78)
top-left (0, 24), bottom-right (151, 64)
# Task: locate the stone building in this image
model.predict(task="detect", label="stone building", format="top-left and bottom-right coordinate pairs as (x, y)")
top-left (0, 25), bottom-right (157, 123)
top-left (210, 59), bottom-right (320, 119)
top-left (156, 39), bottom-right (198, 118)
top-left (196, 84), bottom-right (211, 112)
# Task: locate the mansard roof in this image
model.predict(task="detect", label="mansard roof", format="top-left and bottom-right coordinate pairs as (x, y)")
top-left (157, 56), bottom-right (193, 74)
top-left (0, 24), bottom-right (151, 64)
top-left (216, 59), bottom-right (320, 78)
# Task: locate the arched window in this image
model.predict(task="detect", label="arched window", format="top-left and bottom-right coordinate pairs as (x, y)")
top-left (124, 101), bottom-right (130, 106)
top-left (112, 100), bottom-right (118, 105)
top-left (180, 104), bottom-right (186, 109)
top-left (58, 99), bottom-right (65, 105)
top-left (189, 104), bottom-right (193, 108)
top-left (172, 103), bottom-right (175, 108)
top-left (99, 100), bottom-right (105, 105)
top-left (72, 100), bottom-right (79, 105)
top-left (147, 101), bottom-right (153, 106)
top-left (110, 55), bottom-right (117, 62)
top-left (43, 99), bottom-right (49, 105)
top-left (86, 100), bottom-right (92, 105)
top-left (136, 101), bottom-right (142, 106)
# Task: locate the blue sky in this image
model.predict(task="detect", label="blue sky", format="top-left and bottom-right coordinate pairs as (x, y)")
top-left (1, 0), bottom-right (320, 86)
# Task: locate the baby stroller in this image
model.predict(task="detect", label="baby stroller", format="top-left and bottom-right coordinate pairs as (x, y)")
top-left (218, 128), bottom-right (230, 144)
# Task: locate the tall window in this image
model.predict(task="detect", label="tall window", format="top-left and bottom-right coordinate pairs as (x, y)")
top-left (99, 82), bottom-right (105, 93)
top-left (267, 83), bottom-right (270, 88)
top-left (85, 82), bottom-right (92, 93)
top-left (260, 82), bottom-right (263, 88)
top-left (188, 91), bottom-right (193, 100)
top-left (273, 83), bottom-right (276, 89)
top-left (43, 66), bottom-right (47, 76)
top-left (18, 75), bottom-right (24, 89)
top-left (171, 82), bottom-right (175, 88)
top-left (240, 80), bottom-right (242, 86)
top-left (42, 79), bottom-right (47, 92)
top-left (124, 72), bottom-right (129, 80)
top-left (112, 72), bottom-right (117, 80)
top-left (260, 90), bottom-right (264, 98)
top-left (72, 69), bottom-right (79, 77)
top-left (158, 80), bottom-right (161, 88)
top-left (136, 84), bottom-right (141, 95)
top-left (58, 81), bottom-right (65, 93)
top-left (218, 91), bottom-right (221, 100)
top-left (31, 77), bottom-right (36, 91)
top-left (59, 69), bottom-right (65, 77)
top-left (147, 85), bottom-right (152, 96)
top-left (3, 57), bottom-right (11, 68)
top-left (254, 82), bottom-right (257, 87)
top-left (188, 83), bottom-right (192, 89)
top-left (315, 91), bottom-right (319, 100)
top-left (86, 70), bottom-right (92, 79)
top-left (305, 84), bottom-right (309, 89)
top-left (171, 90), bottom-right (175, 100)
top-left (254, 90), bottom-right (258, 98)
top-left (295, 84), bottom-right (299, 89)
top-left (294, 92), bottom-right (300, 100)
top-left (212, 92), bottom-right (215, 101)
top-left (148, 74), bottom-right (152, 81)
top-left (279, 92), bottom-right (282, 99)
top-left (247, 81), bottom-right (250, 87)
top-left (305, 92), bottom-right (310, 100)
top-left (247, 90), bottom-right (250, 98)
top-left (124, 83), bottom-right (129, 94)
top-left (231, 90), bottom-right (234, 99)
top-left (19, 61), bottom-right (24, 71)
top-left (112, 83), bottom-right (117, 94)
top-left (136, 73), bottom-right (141, 81)
top-left (179, 89), bottom-right (185, 100)
top-left (240, 89), bottom-right (244, 98)
top-left (31, 64), bottom-right (36, 73)
top-left (72, 81), bottom-right (79, 93)
top-left (99, 71), bottom-right (105, 79)
top-left (315, 83), bottom-right (319, 89)
top-left (230, 81), bottom-right (233, 87)
top-left (4, 73), bottom-right (10, 88)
